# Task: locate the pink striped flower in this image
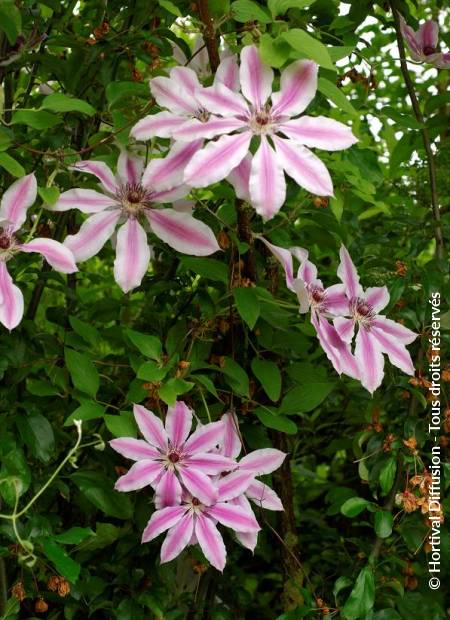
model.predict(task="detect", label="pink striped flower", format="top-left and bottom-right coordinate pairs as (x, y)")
top-left (130, 54), bottom-right (239, 142)
top-left (110, 402), bottom-right (237, 509)
top-left (218, 411), bottom-right (285, 551)
top-left (174, 45), bottom-right (357, 220)
top-left (0, 174), bottom-right (77, 330)
top-left (52, 150), bottom-right (219, 293)
top-left (260, 238), bottom-right (359, 381)
top-left (335, 246), bottom-right (417, 393)
top-left (400, 16), bottom-right (450, 69)
top-left (141, 482), bottom-right (260, 572)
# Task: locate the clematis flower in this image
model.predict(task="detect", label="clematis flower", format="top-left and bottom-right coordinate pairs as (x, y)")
top-left (174, 45), bottom-right (357, 220)
top-left (335, 246), bottom-right (417, 393)
top-left (51, 150), bottom-right (219, 293)
top-left (171, 35), bottom-right (239, 85)
top-left (260, 238), bottom-right (360, 381)
top-left (0, 174), bottom-right (77, 330)
top-left (110, 401), bottom-right (237, 508)
top-left (130, 54), bottom-right (239, 142)
top-left (141, 482), bottom-right (261, 572)
top-left (218, 411), bottom-right (285, 551)
top-left (400, 16), bottom-right (450, 69)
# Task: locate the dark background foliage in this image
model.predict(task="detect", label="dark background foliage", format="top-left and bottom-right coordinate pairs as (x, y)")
top-left (0, 0), bottom-right (449, 618)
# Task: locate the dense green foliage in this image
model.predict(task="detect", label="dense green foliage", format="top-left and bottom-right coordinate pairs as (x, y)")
top-left (0, 0), bottom-right (449, 619)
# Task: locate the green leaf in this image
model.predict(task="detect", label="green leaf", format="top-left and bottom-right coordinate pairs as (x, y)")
top-left (327, 45), bottom-right (355, 61)
top-left (71, 471), bottom-right (133, 519)
top-left (282, 29), bottom-right (334, 70)
top-left (19, 414), bottom-right (55, 463)
top-left (251, 358), bottom-right (282, 401)
top-left (126, 329), bottom-right (162, 360)
top-left (193, 374), bottom-right (219, 399)
top-left (221, 357), bottom-right (249, 397)
top-left (318, 77), bottom-right (357, 115)
top-left (64, 348), bottom-right (100, 397)
top-left (342, 566), bottom-right (375, 620)
top-left (341, 497), bottom-right (370, 517)
top-left (137, 360), bottom-right (168, 381)
top-left (374, 511), bottom-right (393, 538)
top-left (179, 257), bottom-right (229, 283)
top-left (158, 0), bottom-right (182, 15)
top-left (26, 378), bottom-right (60, 397)
top-left (0, 1), bottom-right (22, 44)
top-left (259, 34), bottom-right (292, 68)
top-left (0, 152), bottom-right (25, 177)
top-left (379, 457), bottom-right (397, 495)
top-left (41, 93), bottom-right (96, 116)
top-left (105, 411), bottom-right (138, 438)
top-left (230, 0), bottom-right (272, 23)
top-left (234, 287), bottom-right (260, 329)
top-left (382, 106), bottom-right (422, 130)
top-left (41, 538), bottom-right (81, 583)
top-left (268, 0), bottom-right (314, 17)
top-left (105, 81), bottom-right (149, 107)
top-left (38, 186), bottom-right (60, 205)
top-left (69, 316), bottom-right (100, 346)
top-left (159, 378), bottom-right (194, 406)
top-left (11, 109), bottom-right (62, 130)
top-left (255, 407), bottom-right (297, 434)
top-left (64, 401), bottom-right (105, 426)
top-left (54, 527), bottom-right (95, 545)
top-left (280, 382), bottom-right (335, 413)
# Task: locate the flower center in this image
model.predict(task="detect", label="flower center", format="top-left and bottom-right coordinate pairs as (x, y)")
top-left (307, 284), bottom-right (327, 311)
top-left (116, 183), bottom-right (151, 213)
top-left (192, 497), bottom-right (201, 506)
top-left (423, 45), bottom-right (437, 56)
top-left (249, 106), bottom-right (274, 135)
top-left (0, 228), bottom-right (16, 260)
top-left (350, 297), bottom-right (375, 328)
top-left (194, 108), bottom-right (211, 123)
top-left (168, 451), bottom-right (181, 464)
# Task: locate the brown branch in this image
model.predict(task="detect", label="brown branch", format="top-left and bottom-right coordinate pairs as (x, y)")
top-left (197, 0), bottom-right (220, 72)
top-left (389, 2), bottom-right (444, 260)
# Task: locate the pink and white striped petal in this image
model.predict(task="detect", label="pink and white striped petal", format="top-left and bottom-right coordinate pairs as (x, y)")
top-left (133, 404), bottom-right (168, 451)
top-left (131, 111), bottom-right (187, 140)
top-left (71, 160), bottom-right (117, 194)
top-left (355, 328), bottom-right (384, 394)
top-left (239, 45), bottom-right (273, 108)
top-left (371, 317), bottom-right (417, 344)
top-left (0, 262), bottom-right (24, 330)
top-left (217, 470), bottom-right (255, 502)
top-left (246, 480), bottom-right (283, 511)
top-left (259, 237), bottom-right (299, 292)
top-left (195, 84), bottom-right (249, 117)
top-left (151, 185), bottom-right (190, 204)
top-left (273, 136), bottom-right (334, 197)
top-left (207, 502), bottom-right (260, 533)
top-left (117, 151), bottom-right (144, 186)
top-left (113, 219), bottom-right (151, 293)
top-left (165, 401), bottom-right (193, 448)
top-left (19, 238), bottom-right (77, 274)
top-left (311, 312), bottom-right (342, 376)
top-left (147, 208), bottom-right (219, 256)
top-left (239, 448), bottom-right (286, 475)
top-left (142, 505), bottom-right (186, 543)
top-left (364, 286), bottom-right (389, 313)
top-left (150, 75), bottom-right (198, 115)
top-left (249, 136), bottom-right (286, 220)
top-left (337, 245), bottom-right (362, 299)
top-left (0, 173), bottom-right (37, 232)
top-left (53, 189), bottom-right (116, 213)
top-left (232, 495), bottom-right (259, 550)
top-left (371, 327), bottom-right (415, 376)
top-left (333, 317), bottom-right (355, 344)
top-left (214, 54), bottom-right (240, 91)
top-left (325, 283), bottom-right (349, 315)
top-left (63, 209), bottom-right (120, 262)
top-left (160, 512), bottom-right (194, 562)
top-left (298, 259), bottom-right (318, 286)
top-left (227, 153), bottom-right (252, 203)
top-left (271, 60), bottom-right (318, 117)
top-left (195, 514), bottom-right (226, 571)
top-left (317, 314), bottom-right (360, 380)
top-left (155, 469), bottom-right (182, 509)
top-left (184, 453), bottom-right (237, 475)
top-left (114, 460), bottom-right (163, 492)
top-left (184, 420), bottom-right (224, 455)
top-left (418, 20), bottom-right (439, 50)
top-left (142, 140), bottom-right (203, 192)
top-left (399, 17), bottom-right (422, 57)
top-left (109, 438), bottom-right (160, 461)
top-left (184, 131), bottom-right (251, 188)
top-left (173, 117), bottom-right (245, 142)
top-left (280, 116), bottom-right (358, 151)
top-left (220, 412), bottom-right (242, 459)
top-left (169, 66), bottom-right (201, 95)
top-left (179, 467), bottom-right (218, 506)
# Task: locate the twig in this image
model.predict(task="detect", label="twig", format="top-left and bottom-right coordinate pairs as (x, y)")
top-left (389, 2), bottom-right (444, 260)
top-left (197, 0), bottom-right (220, 72)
